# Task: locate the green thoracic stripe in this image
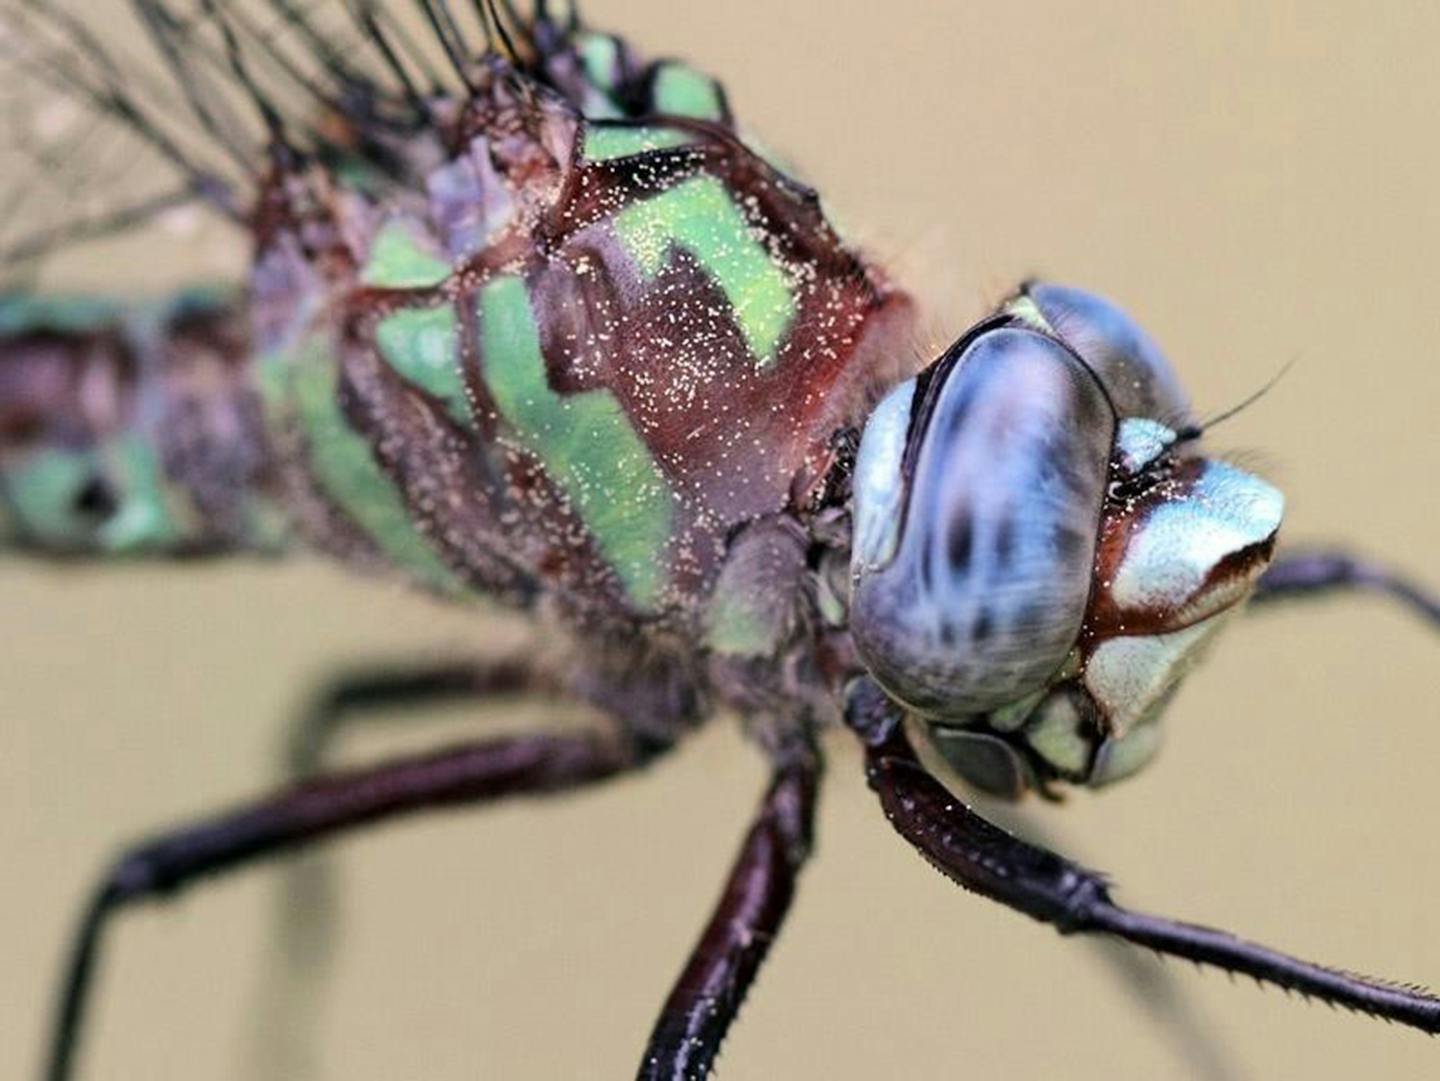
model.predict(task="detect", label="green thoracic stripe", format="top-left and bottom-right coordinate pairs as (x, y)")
top-left (613, 175), bottom-right (795, 366)
top-left (258, 334), bottom-right (461, 592)
top-left (653, 62), bottom-right (725, 121)
top-left (376, 305), bottom-right (474, 428)
top-left (584, 124), bottom-right (695, 161)
top-left (478, 276), bottom-right (674, 611)
top-left (361, 220), bottom-right (451, 289)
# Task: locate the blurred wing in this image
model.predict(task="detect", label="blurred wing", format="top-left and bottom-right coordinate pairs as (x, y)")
top-left (0, 0), bottom-right (421, 285)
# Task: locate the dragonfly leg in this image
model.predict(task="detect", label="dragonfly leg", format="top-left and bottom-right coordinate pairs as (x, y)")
top-left (284, 656), bottom-right (546, 778)
top-left (45, 726), bottom-right (671, 1081)
top-left (844, 680), bottom-right (1440, 1039)
top-left (988, 805), bottom-right (1239, 1081)
top-left (260, 655), bottom-right (553, 1076)
top-left (636, 743), bottom-right (820, 1081)
top-left (1252, 548), bottom-right (1440, 628)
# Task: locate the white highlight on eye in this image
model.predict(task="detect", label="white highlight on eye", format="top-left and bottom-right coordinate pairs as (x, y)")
top-left (851, 378), bottom-right (915, 573)
top-left (1111, 460), bottom-right (1284, 611)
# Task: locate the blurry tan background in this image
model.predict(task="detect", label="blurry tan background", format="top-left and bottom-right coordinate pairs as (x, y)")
top-left (5, 1), bottom-right (1440, 1078)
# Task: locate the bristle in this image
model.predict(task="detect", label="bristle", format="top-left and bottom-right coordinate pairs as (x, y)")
top-left (199, 0), bottom-right (289, 144)
top-left (343, 1), bottom-right (430, 114)
top-left (5, 2), bottom-right (223, 185)
top-left (413, 0), bottom-right (475, 88)
top-left (223, 5), bottom-right (342, 116)
top-left (1, 185), bottom-right (202, 268)
top-left (0, 0), bottom-right (609, 276)
top-left (475, 0), bottom-right (521, 62)
top-left (130, 0), bottom-right (259, 173)
top-left (365, 2), bottom-right (448, 94)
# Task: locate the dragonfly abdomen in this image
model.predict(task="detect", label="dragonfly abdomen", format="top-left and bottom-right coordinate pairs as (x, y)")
top-left (0, 288), bottom-right (286, 558)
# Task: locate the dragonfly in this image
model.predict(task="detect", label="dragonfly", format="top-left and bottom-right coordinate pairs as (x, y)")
top-left (3, 2), bottom-right (1438, 1079)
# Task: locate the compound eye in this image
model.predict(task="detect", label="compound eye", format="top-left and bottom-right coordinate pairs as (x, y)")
top-left (1011, 283), bottom-right (1191, 425)
top-left (851, 327), bottom-right (1115, 718)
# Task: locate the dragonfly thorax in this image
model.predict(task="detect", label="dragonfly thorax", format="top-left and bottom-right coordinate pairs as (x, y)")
top-left (849, 284), bottom-right (1283, 797)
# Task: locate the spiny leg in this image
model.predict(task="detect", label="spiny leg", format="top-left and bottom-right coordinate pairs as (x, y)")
top-left (277, 656), bottom-right (546, 958)
top-left (1253, 548), bottom-right (1440, 627)
top-left (636, 746), bottom-right (820, 1081)
top-left (986, 804), bottom-right (1239, 1081)
top-left (844, 681), bottom-right (1440, 1037)
top-left (259, 656), bottom-right (549, 1076)
top-left (46, 726), bottom-right (670, 1081)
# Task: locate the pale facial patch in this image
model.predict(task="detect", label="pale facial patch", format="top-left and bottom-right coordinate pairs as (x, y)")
top-left (1111, 459), bottom-right (1284, 615)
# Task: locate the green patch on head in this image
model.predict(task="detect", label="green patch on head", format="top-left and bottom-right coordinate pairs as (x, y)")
top-left (376, 305), bottom-right (473, 428)
top-left (479, 276), bottom-right (674, 611)
top-left (259, 334), bottom-right (461, 592)
top-left (614, 176), bottom-right (795, 366)
top-left (653, 62), bottom-right (725, 121)
top-left (584, 123), bottom-right (695, 162)
top-left (362, 220), bottom-right (451, 289)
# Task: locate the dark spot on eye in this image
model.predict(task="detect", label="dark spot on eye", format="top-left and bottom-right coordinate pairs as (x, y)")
top-left (995, 516), bottom-right (1015, 565)
top-left (946, 513), bottom-right (974, 575)
top-left (1059, 459), bottom-right (1095, 498)
top-left (937, 389), bottom-right (973, 442)
top-left (1016, 599), bottom-right (1049, 633)
top-left (73, 476), bottom-right (117, 519)
top-left (973, 607), bottom-right (994, 643)
top-left (1073, 384), bottom-right (1107, 430)
top-left (1052, 525), bottom-right (1087, 562)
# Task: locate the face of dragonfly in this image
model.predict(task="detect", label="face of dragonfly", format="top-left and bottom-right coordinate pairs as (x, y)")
top-left (849, 283), bottom-right (1284, 797)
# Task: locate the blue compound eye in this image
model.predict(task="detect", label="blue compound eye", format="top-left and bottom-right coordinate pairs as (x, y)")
top-left (850, 325), bottom-right (1115, 718)
top-left (1009, 282), bottom-right (1192, 425)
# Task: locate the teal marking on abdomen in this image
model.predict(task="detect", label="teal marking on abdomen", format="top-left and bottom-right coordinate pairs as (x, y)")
top-left (614, 175), bottom-right (795, 366)
top-left (2, 437), bottom-right (184, 552)
top-left (258, 334), bottom-right (461, 592)
top-left (97, 434), bottom-right (184, 551)
top-left (479, 276), bottom-right (674, 610)
top-left (0, 294), bottom-right (122, 336)
top-left (3, 447), bottom-right (99, 547)
top-left (375, 305), bottom-right (474, 428)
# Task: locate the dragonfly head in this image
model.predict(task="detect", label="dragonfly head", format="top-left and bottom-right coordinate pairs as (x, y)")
top-left (849, 283), bottom-right (1283, 797)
